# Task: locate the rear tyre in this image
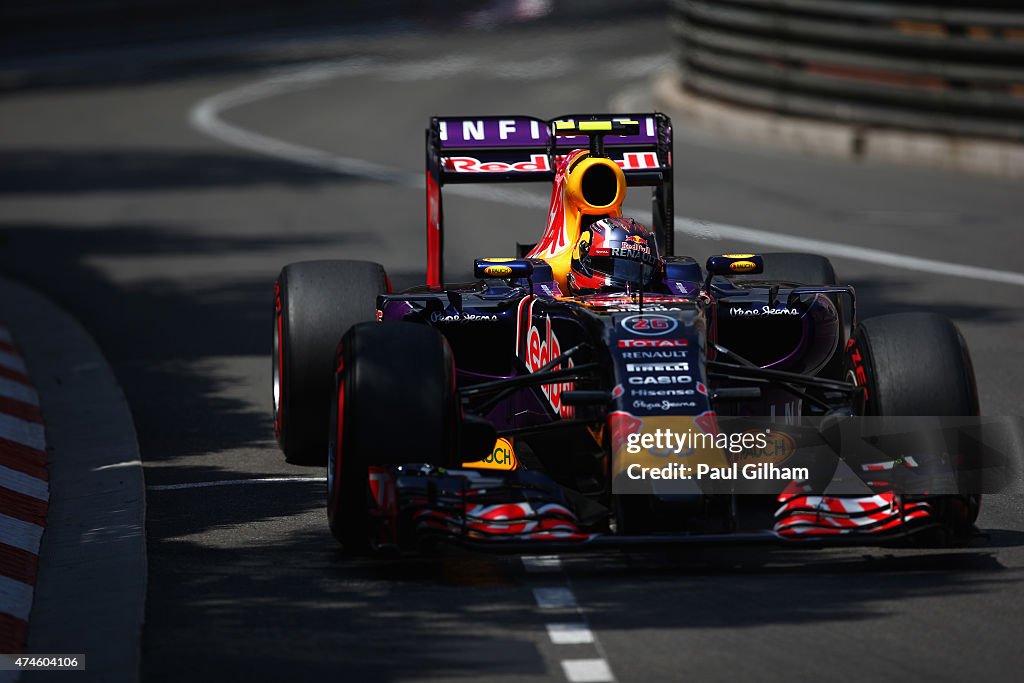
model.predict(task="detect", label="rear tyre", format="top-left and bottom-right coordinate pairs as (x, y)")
top-left (273, 260), bottom-right (388, 465)
top-left (745, 252), bottom-right (837, 287)
top-left (847, 312), bottom-right (981, 539)
top-left (327, 322), bottom-right (459, 550)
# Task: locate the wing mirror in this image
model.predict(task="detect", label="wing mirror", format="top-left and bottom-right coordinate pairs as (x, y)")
top-left (474, 258), bottom-right (535, 279)
top-left (459, 415), bottom-right (497, 461)
top-left (705, 253), bottom-right (764, 276)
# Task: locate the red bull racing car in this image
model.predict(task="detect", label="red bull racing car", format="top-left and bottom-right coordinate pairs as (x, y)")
top-left (272, 114), bottom-right (995, 553)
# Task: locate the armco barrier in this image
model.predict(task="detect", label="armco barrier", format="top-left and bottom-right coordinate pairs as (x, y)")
top-left (670, 0), bottom-right (1024, 141)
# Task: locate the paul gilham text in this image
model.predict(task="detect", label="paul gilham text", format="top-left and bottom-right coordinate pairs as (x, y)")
top-left (626, 462), bottom-right (810, 481)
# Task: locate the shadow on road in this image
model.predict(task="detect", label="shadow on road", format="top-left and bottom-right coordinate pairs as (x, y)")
top-left (0, 220), bottom-right (388, 466)
top-left (0, 149), bottom-right (358, 193)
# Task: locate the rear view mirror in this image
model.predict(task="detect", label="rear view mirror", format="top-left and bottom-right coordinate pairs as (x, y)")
top-left (474, 258), bottom-right (535, 279)
top-left (706, 253), bottom-right (764, 276)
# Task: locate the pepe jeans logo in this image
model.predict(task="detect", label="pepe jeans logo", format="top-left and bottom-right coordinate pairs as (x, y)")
top-left (430, 311), bottom-right (498, 323)
top-left (728, 306), bottom-right (800, 317)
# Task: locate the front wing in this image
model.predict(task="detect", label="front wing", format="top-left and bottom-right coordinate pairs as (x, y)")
top-left (364, 465), bottom-right (947, 552)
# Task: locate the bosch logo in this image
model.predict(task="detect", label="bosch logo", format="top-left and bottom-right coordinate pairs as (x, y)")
top-left (620, 314), bottom-right (678, 337)
top-left (483, 265), bottom-right (513, 276)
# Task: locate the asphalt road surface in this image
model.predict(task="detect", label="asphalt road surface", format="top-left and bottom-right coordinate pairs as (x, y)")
top-left (1, 12), bottom-right (1024, 683)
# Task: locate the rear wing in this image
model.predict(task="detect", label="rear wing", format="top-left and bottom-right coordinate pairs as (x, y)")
top-left (425, 113), bottom-right (674, 287)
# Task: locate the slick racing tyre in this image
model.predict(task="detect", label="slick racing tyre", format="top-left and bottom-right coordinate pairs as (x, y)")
top-left (847, 312), bottom-right (981, 539)
top-left (743, 252), bottom-right (838, 287)
top-left (273, 260), bottom-right (389, 465)
top-left (327, 322), bottom-right (459, 550)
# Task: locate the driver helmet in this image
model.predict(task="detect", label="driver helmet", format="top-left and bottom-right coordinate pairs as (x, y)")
top-left (567, 217), bottom-right (662, 294)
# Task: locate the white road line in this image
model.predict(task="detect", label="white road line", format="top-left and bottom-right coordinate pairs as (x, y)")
top-left (0, 575), bottom-right (34, 621)
top-left (379, 56), bottom-right (481, 82)
top-left (488, 56), bottom-right (575, 80)
top-left (147, 477), bottom-right (326, 491)
top-left (0, 377), bottom-right (38, 406)
top-left (189, 61), bottom-right (1024, 288)
top-left (547, 622), bottom-right (595, 645)
top-left (523, 556), bottom-right (619, 682)
top-left (607, 54), bottom-right (671, 79)
top-left (675, 216), bottom-right (1024, 287)
top-left (533, 586), bottom-right (577, 609)
top-left (0, 514), bottom-right (44, 555)
top-left (0, 414), bottom-right (46, 452)
top-left (0, 351), bottom-right (26, 375)
top-left (0, 465), bottom-right (48, 501)
top-left (522, 554), bottom-right (563, 573)
top-left (562, 659), bottom-right (615, 683)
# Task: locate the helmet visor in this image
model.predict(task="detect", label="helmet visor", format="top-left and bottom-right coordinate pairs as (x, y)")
top-left (589, 256), bottom-right (657, 286)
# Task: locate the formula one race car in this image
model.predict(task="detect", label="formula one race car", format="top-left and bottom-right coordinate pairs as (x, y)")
top-left (272, 114), bottom-right (988, 553)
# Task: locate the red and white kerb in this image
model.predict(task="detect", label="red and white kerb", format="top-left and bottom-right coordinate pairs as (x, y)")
top-left (0, 325), bottom-right (49, 653)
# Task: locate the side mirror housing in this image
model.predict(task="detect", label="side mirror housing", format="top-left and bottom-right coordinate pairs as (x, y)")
top-left (474, 258), bottom-right (535, 279)
top-left (705, 253), bottom-right (764, 276)
top-left (459, 415), bottom-right (497, 461)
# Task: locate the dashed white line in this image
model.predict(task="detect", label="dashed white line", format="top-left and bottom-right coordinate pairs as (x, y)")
top-left (533, 586), bottom-right (577, 609)
top-left (523, 556), bottom-right (618, 683)
top-left (189, 59), bottom-right (1024, 288)
top-left (522, 554), bottom-right (564, 573)
top-left (547, 622), bottom-right (595, 645)
top-left (562, 658), bottom-right (615, 683)
top-left (147, 476), bottom-right (326, 491)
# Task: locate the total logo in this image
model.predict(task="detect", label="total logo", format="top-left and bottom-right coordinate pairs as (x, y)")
top-left (618, 338), bottom-right (688, 348)
top-left (526, 315), bottom-right (575, 419)
top-left (620, 314), bottom-right (679, 336)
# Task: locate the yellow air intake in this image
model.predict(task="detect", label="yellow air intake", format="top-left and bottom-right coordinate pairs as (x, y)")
top-left (564, 154), bottom-right (627, 216)
top-left (537, 153), bottom-right (627, 289)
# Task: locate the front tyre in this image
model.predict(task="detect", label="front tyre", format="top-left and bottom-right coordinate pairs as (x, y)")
top-left (847, 312), bottom-right (981, 539)
top-left (327, 322), bottom-right (459, 550)
top-left (273, 260), bottom-right (388, 465)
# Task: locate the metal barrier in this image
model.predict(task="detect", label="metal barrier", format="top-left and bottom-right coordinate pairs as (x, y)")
top-left (670, 0), bottom-right (1024, 141)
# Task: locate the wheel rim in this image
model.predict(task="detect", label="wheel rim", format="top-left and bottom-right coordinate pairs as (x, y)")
top-left (328, 370), bottom-right (344, 510)
top-left (272, 281), bottom-right (284, 438)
